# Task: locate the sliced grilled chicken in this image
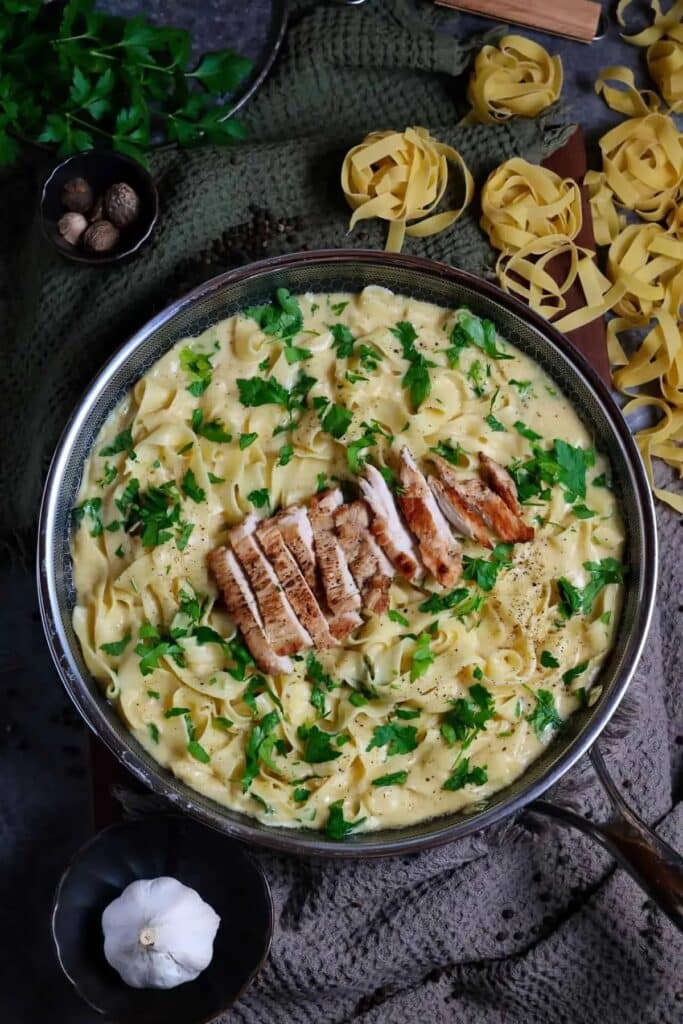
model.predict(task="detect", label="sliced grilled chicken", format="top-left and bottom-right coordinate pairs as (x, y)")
top-left (229, 516), bottom-right (312, 656)
top-left (431, 454), bottom-right (534, 544)
top-left (308, 489), bottom-right (362, 616)
top-left (397, 447), bottom-right (462, 587)
top-left (256, 518), bottom-right (337, 650)
top-left (275, 506), bottom-right (319, 595)
top-left (359, 464), bottom-right (423, 582)
top-left (207, 547), bottom-right (292, 676)
top-left (328, 609), bottom-right (364, 641)
top-left (429, 476), bottom-right (492, 549)
top-left (478, 452), bottom-right (524, 516)
top-left (334, 500), bottom-right (394, 614)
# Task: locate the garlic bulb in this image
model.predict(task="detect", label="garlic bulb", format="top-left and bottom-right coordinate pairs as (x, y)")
top-left (102, 877), bottom-right (220, 989)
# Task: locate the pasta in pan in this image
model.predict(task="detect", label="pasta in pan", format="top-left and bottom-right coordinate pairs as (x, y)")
top-left (71, 288), bottom-right (624, 835)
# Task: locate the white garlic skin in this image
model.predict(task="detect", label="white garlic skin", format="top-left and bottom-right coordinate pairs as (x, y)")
top-left (102, 876), bottom-right (220, 989)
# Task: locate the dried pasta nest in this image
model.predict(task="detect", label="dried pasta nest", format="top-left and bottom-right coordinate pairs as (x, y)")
top-left (599, 112), bottom-right (683, 221)
top-left (606, 222), bottom-right (683, 320)
top-left (467, 34), bottom-right (562, 124)
top-left (648, 26), bottom-right (683, 111)
top-left (480, 159), bottom-right (582, 254)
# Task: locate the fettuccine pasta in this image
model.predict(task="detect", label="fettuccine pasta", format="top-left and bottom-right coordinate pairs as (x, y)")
top-left (70, 289), bottom-right (624, 834)
top-left (341, 127), bottom-right (473, 253)
top-left (467, 35), bottom-right (562, 124)
top-left (481, 159), bottom-right (582, 253)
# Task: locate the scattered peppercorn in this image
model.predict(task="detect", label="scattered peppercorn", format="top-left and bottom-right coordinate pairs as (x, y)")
top-left (83, 220), bottom-right (120, 253)
top-left (105, 182), bottom-right (140, 228)
top-left (57, 211), bottom-right (88, 246)
top-left (61, 177), bottom-right (93, 214)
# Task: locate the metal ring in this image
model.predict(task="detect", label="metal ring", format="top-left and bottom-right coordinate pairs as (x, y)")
top-left (594, 11), bottom-right (608, 41)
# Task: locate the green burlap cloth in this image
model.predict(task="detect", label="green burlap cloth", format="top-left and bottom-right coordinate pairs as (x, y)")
top-left (3, 2), bottom-right (682, 1021)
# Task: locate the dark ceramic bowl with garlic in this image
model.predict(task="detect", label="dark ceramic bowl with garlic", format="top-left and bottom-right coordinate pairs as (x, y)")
top-left (40, 150), bottom-right (158, 265)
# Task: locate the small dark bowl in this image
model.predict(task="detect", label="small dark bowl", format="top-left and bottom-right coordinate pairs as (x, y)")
top-left (52, 815), bottom-right (273, 1024)
top-left (41, 151), bottom-right (158, 265)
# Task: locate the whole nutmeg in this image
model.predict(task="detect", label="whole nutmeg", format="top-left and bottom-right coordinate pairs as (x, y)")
top-left (57, 211), bottom-right (88, 246)
top-left (89, 194), bottom-right (105, 223)
top-left (105, 182), bottom-right (140, 228)
top-left (61, 177), bottom-right (93, 214)
top-left (83, 220), bottom-right (120, 254)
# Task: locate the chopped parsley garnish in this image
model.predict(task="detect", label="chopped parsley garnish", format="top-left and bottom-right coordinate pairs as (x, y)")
top-left (346, 371), bottom-right (367, 384)
top-left (514, 421), bottom-right (542, 442)
top-left (120, 480), bottom-right (183, 548)
top-left (278, 443), bottom-right (294, 466)
top-left (164, 706), bottom-right (191, 718)
top-left (319, 401), bottom-right (353, 439)
top-left (72, 497), bottom-right (103, 537)
top-left (472, 665), bottom-right (484, 680)
top-left (242, 710), bottom-right (280, 791)
top-left (430, 440), bottom-right (465, 465)
top-left (213, 716), bottom-right (234, 731)
top-left (115, 545), bottom-right (125, 558)
top-left (105, 519), bottom-right (121, 532)
top-left (190, 409), bottom-right (232, 442)
top-left (239, 432), bottom-right (258, 450)
top-left (572, 504), bottom-right (596, 519)
top-left (390, 321), bottom-right (435, 409)
top-left (241, 674), bottom-right (283, 715)
top-left (316, 472), bottom-right (328, 492)
top-left (330, 323), bottom-right (355, 357)
top-left (207, 472), bottom-right (225, 484)
top-left (459, 314), bottom-right (513, 360)
top-left (443, 757), bottom-right (488, 791)
top-left (557, 558), bottom-right (625, 617)
top-left (246, 287), bottom-right (303, 340)
top-left (97, 462), bottom-right (117, 488)
top-left (378, 464), bottom-right (398, 489)
top-left (395, 707), bottom-right (420, 720)
top-left (346, 425), bottom-right (379, 474)
top-left (441, 683), bottom-right (494, 748)
top-left (99, 427), bottom-right (134, 458)
top-left (485, 413), bottom-right (506, 432)
top-left (592, 473), bottom-right (610, 489)
top-left (187, 737), bottom-right (211, 764)
top-left (463, 543), bottom-right (513, 592)
top-left (526, 688), bottom-right (563, 738)
top-left (247, 487), bottom-right (270, 509)
top-left (563, 661), bottom-right (589, 686)
top-left (600, 611), bottom-right (612, 625)
top-left (258, 356), bottom-right (270, 372)
top-left (293, 787), bottom-right (310, 803)
top-left (349, 691), bottom-right (367, 707)
top-left (372, 770), bottom-right (408, 787)
top-left (330, 300), bottom-right (349, 315)
top-left (180, 346), bottom-right (214, 397)
top-left (388, 609), bottom-right (410, 627)
top-left (297, 724), bottom-right (345, 762)
top-left (194, 628), bottom-right (255, 682)
top-left (410, 632), bottom-right (436, 681)
top-left (177, 441), bottom-right (194, 455)
top-left (135, 623), bottom-right (185, 676)
top-left (147, 689), bottom-right (160, 699)
top-left (100, 633), bottom-right (131, 657)
top-left (176, 521), bottom-right (194, 550)
top-left (237, 372), bottom-right (315, 433)
top-left (147, 723), bottom-right (160, 744)
top-left (181, 469), bottom-right (206, 503)
top-left (445, 321), bottom-right (470, 367)
top-left (310, 686), bottom-right (326, 717)
top-left (466, 359), bottom-right (488, 397)
top-left (509, 379), bottom-right (534, 397)
top-left (540, 650), bottom-right (560, 669)
top-left (418, 586), bottom-right (483, 617)
top-left (367, 722), bottom-right (418, 756)
top-left (325, 800), bottom-right (366, 839)
top-left (306, 652), bottom-right (337, 691)
top-left (508, 439), bottom-right (596, 503)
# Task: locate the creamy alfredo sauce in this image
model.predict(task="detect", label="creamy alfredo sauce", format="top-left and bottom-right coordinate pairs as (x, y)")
top-left (71, 288), bottom-right (625, 834)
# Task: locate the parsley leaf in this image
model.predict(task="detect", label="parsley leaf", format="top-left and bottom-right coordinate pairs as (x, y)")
top-left (321, 402), bottom-right (353, 439)
top-left (346, 425), bottom-right (379, 474)
top-left (446, 323), bottom-right (471, 368)
top-left (191, 409), bottom-right (232, 442)
top-left (242, 711), bottom-right (280, 791)
top-left (238, 376), bottom-right (289, 407)
top-left (72, 497), bottom-right (103, 537)
top-left (135, 626), bottom-right (185, 676)
top-left (181, 469), bottom-right (206, 503)
top-left (247, 487), bottom-right (270, 509)
top-left (592, 473), bottom-right (611, 489)
top-left (466, 359), bottom-right (488, 397)
top-left (557, 577), bottom-right (582, 618)
top-left (459, 314), bottom-right (512, 360)
top-left (485, 413), bottom-right (506, 432)
top-left (330, 300), bottom-right (349, 315)
top-left (441, 683), bottom-right (494, 748)
top-left (122, 481), bottom-right (181, 548)
top-left (463, 543), bottom-right (513, 592)
top-left (581, 558), bottom-right (625, 613)
top-left (246, 288), bottom-right (303, 340)
top-left (509, 379), bottom-right (534, 397)
top-left (390, 321), bottom-right (435, 409)
top-left (99, 633), bottom-right (131, 657)
top-left (526, 689), bottom-right (563, 738)
top-left (297, 724), bottom-right (345, 762)
top-left (388, 609), bottom-right (410, 627)
top-left (325, 800), bottom-right (366, 839)
top-left (443, 757), bottom-right (488, 791)
top-left (563, 661), bottom-right (589, 685)
top-left (147, 723), bottom-right (160, 744)
top-left (239, 432), bottom-right (258, 450)
top-left (330, 323), bottom-right (355, 357)
top-left (430, 440), bottom-right (465, 466)
top-left (540, 650), bottom-right (560, 669)
top-left (99, 427), bottom-right (134, 457)
top-left (359, 344), bottom-right (382, 371)
top-left (573, 504), bottom-right (596, 519)
top-left (180, 346), bottom-right (214, 397)
top-left (410, 632), bottom-right (436, 682)
top-left (372, 770), bottom-right (408, 787)
top-left (367, 722), bottom-right (418, 756)
top-left (514, 421), bottom-right (542, 442)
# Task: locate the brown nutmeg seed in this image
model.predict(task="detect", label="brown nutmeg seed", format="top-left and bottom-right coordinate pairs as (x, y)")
top-left (83, 220), bottom-right (120, 253)
top-left (105, 182), bottom-right (140, 228)
top-left (61, 177), bottom-right (94, 214)
top-left (57, 212), bottom-right (88, 246)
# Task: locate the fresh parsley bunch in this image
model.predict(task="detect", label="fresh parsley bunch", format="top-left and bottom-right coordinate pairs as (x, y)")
top-left (0, 0), bottom-right (252, 166)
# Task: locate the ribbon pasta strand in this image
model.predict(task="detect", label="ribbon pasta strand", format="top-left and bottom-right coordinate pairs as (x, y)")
top-left (341, 127), bottom-right (474, 253)
top-left (480, 159), bottom-right (582, 253)
top-left (467, 35), bottom-right (562, 125)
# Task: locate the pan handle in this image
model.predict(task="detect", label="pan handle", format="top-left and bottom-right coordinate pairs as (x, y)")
top-left (530, 743), bottom-right (683, 931)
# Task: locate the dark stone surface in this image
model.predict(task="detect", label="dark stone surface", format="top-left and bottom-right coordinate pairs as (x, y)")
top-left (1, 2), bottom-right (643, 1021)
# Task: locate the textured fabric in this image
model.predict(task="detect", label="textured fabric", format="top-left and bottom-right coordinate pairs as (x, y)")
top-left (2, 1), bottom-right (681, 1020)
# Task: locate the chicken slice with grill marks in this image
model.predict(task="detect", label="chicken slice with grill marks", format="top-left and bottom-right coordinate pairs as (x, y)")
top-left (256, 518), bottom-right (337, 650)
top-left (478, 452), bottom-right (525, 517)
top-left (274, 506), bottom-right (319, 595)
top-left (428, 476), bottom-right (493, 549)
top-left (334, 500), bottom-right (394, 614)
top-left (359, 464), bottom-right (423, 582)
top-left (431, 455), bottom-right (533, 544)
top-left (328, 609), bottom-right (363, 642)
top-left (207, 546), bottom-right (292, 676)
top-left (229, 515), bottom-right (312, 657)
top-left (307, 489), bottom-right (362, 617)
top-left (396, 447), bottom-right (462, 587)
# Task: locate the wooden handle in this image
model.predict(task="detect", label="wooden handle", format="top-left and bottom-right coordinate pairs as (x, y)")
top-left (434, 0), bottom-right (601, 43)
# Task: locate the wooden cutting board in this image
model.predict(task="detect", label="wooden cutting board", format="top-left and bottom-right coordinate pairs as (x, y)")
top-left (86, 126), bottom-right (610, 828)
